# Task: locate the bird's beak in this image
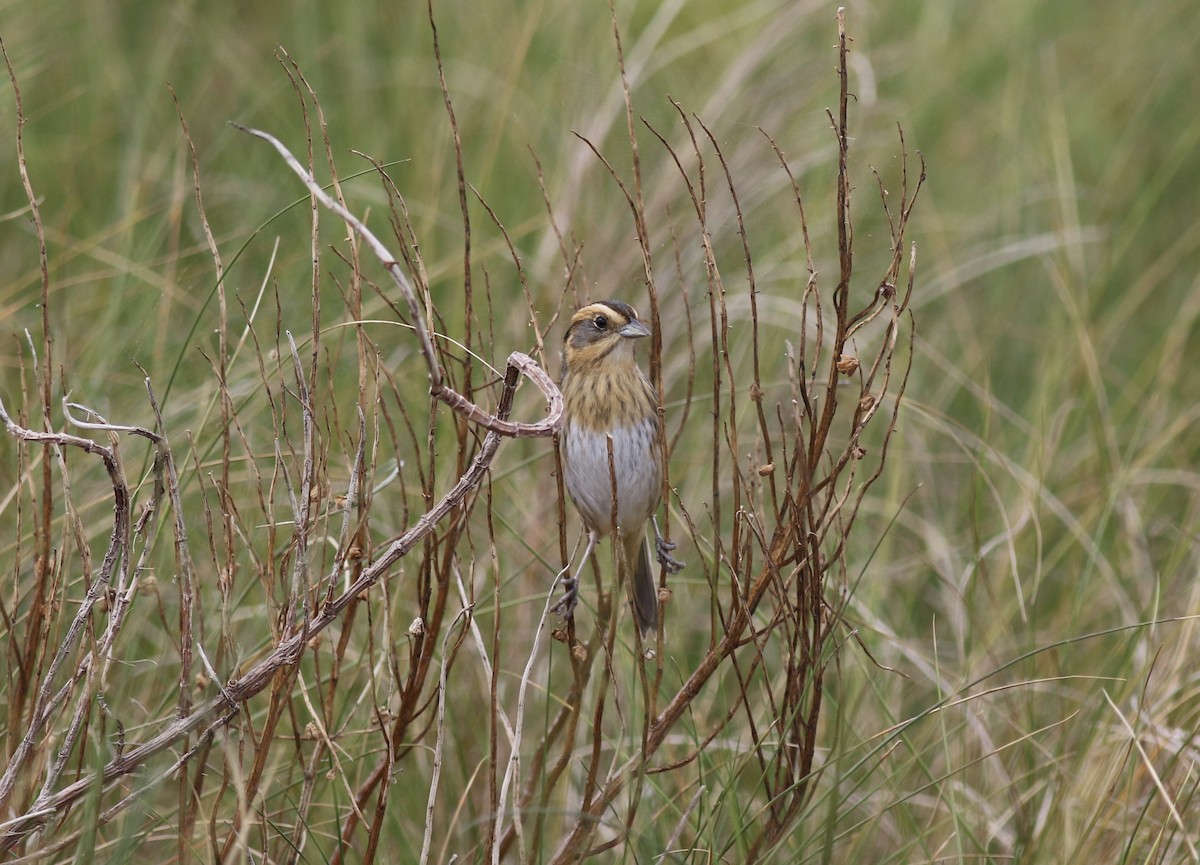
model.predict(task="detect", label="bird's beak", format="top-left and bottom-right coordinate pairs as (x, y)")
top-left (618, 319), bottom-right (651, 339)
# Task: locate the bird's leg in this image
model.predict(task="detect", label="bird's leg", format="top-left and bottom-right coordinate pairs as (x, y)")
top-left (651, 516), bottom-right (684, 573)
top-left (552, 529), bottom-right (598, 620)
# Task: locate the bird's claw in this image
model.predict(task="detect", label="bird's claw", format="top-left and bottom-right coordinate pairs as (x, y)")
top-left (655, 536), bottom-right (684, 574)
top-left (552, 577), bottom-right (580, 620)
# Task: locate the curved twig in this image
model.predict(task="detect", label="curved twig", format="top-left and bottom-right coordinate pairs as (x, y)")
top-left (0, 116), bottom-right (565, 850)
top-left (0, 397), bottom-right (130, 814)
top-left (234, 123), bottom-right (563, 438)
top-left (0, 340), bottom-right (561, 848)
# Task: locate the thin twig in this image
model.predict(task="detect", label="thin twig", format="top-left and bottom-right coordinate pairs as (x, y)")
top-left (419, 606), bottom-right (472, 865)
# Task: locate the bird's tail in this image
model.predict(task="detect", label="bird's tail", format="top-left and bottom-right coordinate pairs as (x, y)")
top-left (623, 530), bottom-right (659, 637)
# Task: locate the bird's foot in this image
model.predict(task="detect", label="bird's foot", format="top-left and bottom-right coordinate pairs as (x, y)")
top-left (655, 535), bottom-right (685, 574)
top-left (551, 577), bottom-right (580, 620)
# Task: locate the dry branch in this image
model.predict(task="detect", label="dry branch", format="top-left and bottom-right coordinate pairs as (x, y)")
top-left (0, 110), bottom-right (565, 848)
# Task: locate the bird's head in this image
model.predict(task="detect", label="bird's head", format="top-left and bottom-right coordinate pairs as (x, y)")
top-left (562, 300), bottom-right (650, 372)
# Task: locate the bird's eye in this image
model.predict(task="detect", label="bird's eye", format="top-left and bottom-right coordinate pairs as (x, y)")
top-left (592, 314), bottom-right (609, 330)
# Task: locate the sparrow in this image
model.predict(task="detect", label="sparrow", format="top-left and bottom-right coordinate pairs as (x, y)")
top-left (554, 300), bottom-right (683, 636)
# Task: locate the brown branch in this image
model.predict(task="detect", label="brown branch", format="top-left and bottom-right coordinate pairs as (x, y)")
top-left (2, 35), bottom-right (56, 784)
top-left (0, 344), bottom-right (560, 848)
top-left (0, 398), bottom-right (131, 815)
top-left (234, 124), bottom-right (562, 441)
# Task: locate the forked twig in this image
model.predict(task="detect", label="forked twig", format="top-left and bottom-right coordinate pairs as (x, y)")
top-left (0, 350), bottom-right (556, 848)
top-left (0, 115), bottom-right (566, 849)
top-left (233, 123), bottom-right (562, 438)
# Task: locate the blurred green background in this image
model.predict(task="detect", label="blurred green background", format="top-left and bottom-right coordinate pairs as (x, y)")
top-left (3, 0), bottom-right (1200, 860)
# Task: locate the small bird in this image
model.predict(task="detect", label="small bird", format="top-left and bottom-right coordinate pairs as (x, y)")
top-left (554, 300), bottom-right (683, 637)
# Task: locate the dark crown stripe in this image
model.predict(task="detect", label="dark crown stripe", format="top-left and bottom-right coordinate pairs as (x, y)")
top-left (593, 299), bottom-right (638, 322)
